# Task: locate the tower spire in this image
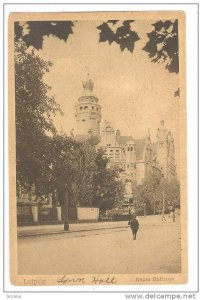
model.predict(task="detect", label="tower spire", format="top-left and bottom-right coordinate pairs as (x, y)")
top-left (82, 71), bottom-right (94, 93)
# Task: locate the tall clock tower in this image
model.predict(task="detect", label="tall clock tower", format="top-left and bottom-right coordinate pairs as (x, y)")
top-left (75, 75), bottom-right (102, 145)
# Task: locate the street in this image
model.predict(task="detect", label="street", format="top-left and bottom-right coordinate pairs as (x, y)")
top-left (18, 216), bottom-right (181, 275)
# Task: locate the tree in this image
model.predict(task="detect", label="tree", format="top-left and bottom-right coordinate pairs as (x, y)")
top-left (15, 21), bottom-right (74, 49)
top-left (70, 141), bottom-right (97, 206)
top-left (50, 135), bottom-right (98, 207)
top-left (155, 177), bottom-right (180, 212)
top-left (143, 20), bottom-right (179, 73)
top-left (15, 40), bottom-right (62, 194)
top-left (93, 149), bottom-right (125, 210)
top-left (133, 173), bottom-right (161, 215)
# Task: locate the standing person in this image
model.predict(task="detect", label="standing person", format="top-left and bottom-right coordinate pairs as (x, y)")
top-left (161, 210), bottom-right (166, 221)
top-left (130, 215), bottom-right (139, 240)
top-left (161, 206), bottom-right (166, 221)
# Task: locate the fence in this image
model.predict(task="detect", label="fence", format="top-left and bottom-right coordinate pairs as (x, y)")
top-left (17, 205), bottom-right (99, 226)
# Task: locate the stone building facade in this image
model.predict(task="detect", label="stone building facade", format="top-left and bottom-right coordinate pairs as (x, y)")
top-left (75, 77), bottom-right (177, 185)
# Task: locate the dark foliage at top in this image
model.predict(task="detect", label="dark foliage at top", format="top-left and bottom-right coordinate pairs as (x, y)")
top-left (14, 21), bottom-right (74, 49)
top-left (97, 20), bottom-right (140, 53)
top-left (143, 20), bottom-right (179, 73)
top-left (174, 88), bottom-right (180, 97)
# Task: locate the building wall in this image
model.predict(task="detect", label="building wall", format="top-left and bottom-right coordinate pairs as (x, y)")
top-left (136, 162), bottom-right (145, 185)
top-left (75, 98), bottom-right (101, 139)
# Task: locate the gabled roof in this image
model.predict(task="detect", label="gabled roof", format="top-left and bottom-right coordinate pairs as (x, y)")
top-left (116, 135), bottom-right (148, 160)
top-left (116, 135), bottom-right (133, 146)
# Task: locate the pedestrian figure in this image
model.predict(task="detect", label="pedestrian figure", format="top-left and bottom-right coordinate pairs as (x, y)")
top-left (130, 215), bottom-right (139, 240)
top-left (161, 207), bottom-right (166, 221)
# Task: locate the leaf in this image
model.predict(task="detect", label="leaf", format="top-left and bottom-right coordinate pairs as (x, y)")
top-left (14, 22), bottom-right (23, 41)
top-left (143, 19), bottom-right (179, 73)
top-left (15, 21), bottom-right (74, 49)
top-left (174, 88), bottom-right (180, 97)
top-left (107, 20), bottom-right (119, 25)
top-left (97, 22), bottom-right (115, 44)
top-left (97, 20), bottom-right (140, 53)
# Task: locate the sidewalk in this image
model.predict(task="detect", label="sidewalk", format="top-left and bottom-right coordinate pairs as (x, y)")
top-left (17, 220), bottom-right (129, 237)
top-left (17, 215), bottom-right (178, 238)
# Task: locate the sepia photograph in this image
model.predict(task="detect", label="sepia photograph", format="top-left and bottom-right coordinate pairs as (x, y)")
top-left (8, 11), bottom-right (187, 285)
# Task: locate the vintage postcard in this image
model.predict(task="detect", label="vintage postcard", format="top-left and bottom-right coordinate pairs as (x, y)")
top-left (9, 11), bottom-right (187, 286)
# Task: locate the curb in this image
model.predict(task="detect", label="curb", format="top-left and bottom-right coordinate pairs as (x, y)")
top-left (18, 225), bottom-right (129, 238)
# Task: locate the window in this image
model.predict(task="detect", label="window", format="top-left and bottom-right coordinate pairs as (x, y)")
top-left (82, 119), bottom-right (86, 122)
top-left (92, 106), bottom-right (94, 110)
top-left (96, 107), bottom-right (99, 111)
top-left (84, 106), bottom-right (88, 109)
top-left (80, 106), bottom-right (83, 110)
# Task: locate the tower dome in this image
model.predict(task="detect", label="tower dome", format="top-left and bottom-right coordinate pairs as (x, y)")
top-left (75, 75), bottom-right (102, 145)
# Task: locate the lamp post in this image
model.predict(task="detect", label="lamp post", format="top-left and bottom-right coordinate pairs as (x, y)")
top-left (128, 206), bottom-right (131, 225)
top-left (153, 188), bottom-right (156, 215)
top-left (143, 202), bottom-right (147, 217)
top-left (161, 190), bottom-right (166, 221)
top-left (63, 186), bottom-right (69, 231)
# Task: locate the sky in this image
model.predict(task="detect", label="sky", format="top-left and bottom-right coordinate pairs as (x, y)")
top-left (37, 19), bottom-right (180, 169)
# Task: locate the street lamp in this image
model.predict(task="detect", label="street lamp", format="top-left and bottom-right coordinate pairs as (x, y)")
top-left (152, 187), bottom-right (156, 215)
top-left (64, 185), bottom-right (69, 231)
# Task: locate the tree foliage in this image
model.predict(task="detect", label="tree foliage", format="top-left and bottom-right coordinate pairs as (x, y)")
top-left (97, 20), bottom-right (140, 53)
top-left (143, 20), bottom-right (179, 73)
top-left (15, 40), bottom-right (62, 191)
top-left (15, 21), bottom-right (74, 49)
top-left (50, 141), bottom-right (124, 208)
top-left (132, 174), bottom-right (161, 214)
top-left (97, 19), bottom-right (179, 73)
top-left (15, 19), bottom-right (179, 74)
top-left (92, 149), bottom-right (125, 210)
top-left (155, 178), bottom-right (180, 212)
top-left (133, 175), bottom-right (180, 215)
